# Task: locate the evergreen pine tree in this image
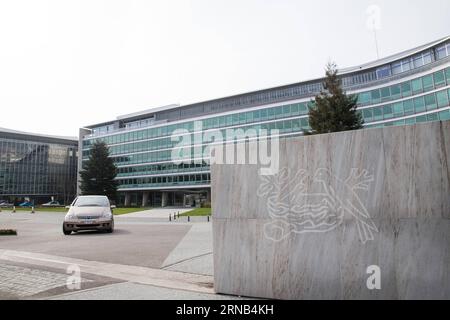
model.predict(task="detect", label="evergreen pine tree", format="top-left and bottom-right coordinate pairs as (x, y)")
top-left (80, 141), bottom-right (118, 200)
top-left (307, 62), bottom-right (364, 134)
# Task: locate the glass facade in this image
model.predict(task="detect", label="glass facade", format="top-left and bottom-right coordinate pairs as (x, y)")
top-left (0, 130), bottom-right (78, 205)
top-left (80, 37), bottom-right (450, 206)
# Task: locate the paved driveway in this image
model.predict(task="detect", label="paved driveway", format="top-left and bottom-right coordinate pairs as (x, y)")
top-left (0, 209), bottom-right (221, 299)
top-left (0, 211), bottom-right (191, 268)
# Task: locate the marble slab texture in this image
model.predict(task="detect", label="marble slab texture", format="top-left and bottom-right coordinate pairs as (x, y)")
top-left (211, 121), bottom-right (450, 300)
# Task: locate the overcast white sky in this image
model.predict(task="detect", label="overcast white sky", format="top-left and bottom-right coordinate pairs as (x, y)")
top-left (0, 0), bottom-right (449, 137)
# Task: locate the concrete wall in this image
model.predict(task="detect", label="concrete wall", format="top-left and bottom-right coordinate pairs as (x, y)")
top-left (211, 121), bottom-right (450, 299)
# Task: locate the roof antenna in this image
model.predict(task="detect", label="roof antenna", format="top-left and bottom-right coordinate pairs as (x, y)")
top-left (366, 5), bottom-right (382, 59)
top-left (373, 28), bottom-right (380, 60)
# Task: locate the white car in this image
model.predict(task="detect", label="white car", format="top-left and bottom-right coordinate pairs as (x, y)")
top-left (63, 195), bottom-right (115, 235)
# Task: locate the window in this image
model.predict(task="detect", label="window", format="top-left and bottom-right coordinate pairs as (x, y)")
top-left (392, 62), bottom-right (402, 75)
top-left (422, 75), bottom-right (434, 92)
top-left (260, 109), bottom-right (268, 121)
top-left (373, 107), bottom-right (383, 121)
top-left (371, 89), bottom-right (381, 103)
top-left (414, 97), bottom-right (425, 113)
top-left (436, 90), bottom-right (449, 108)
top-left (376, 66), bottom-right (391, 79)
top-left (245, 112), bottom-right (253, 123)
top-left (284, 120), bottom-right (292, 131)
top-left (446, 68), bottom-right (450, 85)
top-left (424, 94), bottom-right (437, 110)
top-left (239, 113), bottom-right (246, 124)
top-left (401, 81), bottom-right (412, 97)
top-left (274, 107), bottom-right (283, 119)
top-left (232, 114), bottom-right (239, 125)
top-left (299, 103), bottom-right (308, 115)
top-left (439, 109), bottom-right (450, 121)
top-left (427, 113), bottom-right (439, 122)
top-left (413, 54), bottom-right (424, 68)
top-left (436, 45), bottom-right (448, 60)
top-left (405, 117), bottom-right (416, 125)
top-left (363, 109), bottom-right (373, 122)
top-left (291, 104), bottom-right (299, 116)
top-left (392, 120), bottom-right (405, 126)
top-left (390, 84), bottom-right (401, 98)
top-left (300, 118), bottom-right (309, 129)
top-left (380, 87), bottom-right (391, 100)
top-left (383, 105), bottom-right (393, 119)
top-left (411, 78), bottom-right (423, 94)
top-left (434, 70), bottom-right (446, 87)
top-left (358, 92), bottom-right (371, 105)
top-left (401, 59), bottom-right (411, 72)
top-left (416, 115), bottom-right (427, 123)
top-left (226, 115), bottom-right (232, 126)
top-left (422, 51), bottom-right (433, 65)
top-left (393, 102), bottom-right (403, 117)
top-left (292, 119), bottom-right (301, 131)
top-left (276, 121), bottom-right (283, 130)
top-left (253, 110), bottom-right (261, 122)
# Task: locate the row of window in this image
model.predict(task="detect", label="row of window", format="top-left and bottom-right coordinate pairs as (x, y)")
top-left (366, 108), bottom-right (450, 129)
top-left (117, 173), bottom-right (211, 189)
top-left (83, 102), bottom-right (312, 149)
top-left (117, 109), bottom-right (450, 188)
top-left (116, 161), bottom-right (210, 177)
top-left (84, 117), bottom-right (310, 160)
top-left (357, 67), bottom-right (450, 106)
top-left (342, 42), bottom-right (450, 87)
top-left (362, 88), bottom-right (450, 122)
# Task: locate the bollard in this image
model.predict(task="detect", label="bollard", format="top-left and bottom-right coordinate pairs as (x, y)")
top-left (207, 215), bottom-right (210, 222)
top-left (173, 212), bottom-right (176, 221)
top-left (31, 206), bottom-right (35, 214)
top-left (177, 211), bottom-right (180, 218)
top-left (169, 214), bottom-right (172, 222)
top-left (188, 215), bottom-right (190, 222)
top-left (12, 206), bottom-right (16, 213)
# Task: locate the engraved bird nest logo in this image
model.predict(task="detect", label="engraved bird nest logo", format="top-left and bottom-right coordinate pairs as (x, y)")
top-left (257, 167), bottom-right (378, 244)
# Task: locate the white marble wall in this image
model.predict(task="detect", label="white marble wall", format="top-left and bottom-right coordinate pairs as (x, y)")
top-left (211, 121), bottom-right (450, 299)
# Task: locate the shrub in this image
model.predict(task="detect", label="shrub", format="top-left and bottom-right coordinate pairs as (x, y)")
top-left (0, 229), bottom-right (17, 236)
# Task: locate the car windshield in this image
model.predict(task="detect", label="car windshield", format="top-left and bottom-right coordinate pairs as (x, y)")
top-left (73, 197), bottom-right (109, 207)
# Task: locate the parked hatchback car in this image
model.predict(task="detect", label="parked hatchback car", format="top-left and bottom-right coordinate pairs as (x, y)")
top-left (63, 195), bottom-right (115, 235)
top-left (19, 201), bottom-right (34, 207)
top-left (42, 201), bottom-right (62, 207)
top-left (0, 201), bottom-right (13, 208)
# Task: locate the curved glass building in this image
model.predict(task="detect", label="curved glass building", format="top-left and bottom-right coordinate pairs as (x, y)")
top-left (0, 128), bottom-right (78, 205)
top-left (80, 36), bottom-right (450, 207)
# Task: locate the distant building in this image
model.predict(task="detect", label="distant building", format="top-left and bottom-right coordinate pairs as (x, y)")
top-left (0, 127), bottom-right (78, 205)
top-left (80, 36), bottom-right (450, 207)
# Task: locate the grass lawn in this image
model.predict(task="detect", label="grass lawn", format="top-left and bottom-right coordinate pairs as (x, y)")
top-left (180, 207), bottom-right (212, 216)
top-left (7, 207), bottom-right (68, 213)
top-left (112, 207), bottom-right (152, 215)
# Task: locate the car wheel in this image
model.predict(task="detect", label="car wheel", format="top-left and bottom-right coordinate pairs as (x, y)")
top-left (62, 225), bottom-right (71, 235)
top-left (106, 220), bottom-right (114, 233)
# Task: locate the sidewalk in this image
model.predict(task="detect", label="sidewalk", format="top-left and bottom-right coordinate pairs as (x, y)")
top-left (49, 281), bottom-right (245, 300)
top-left (116, 208), bottom-right (191, 219)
